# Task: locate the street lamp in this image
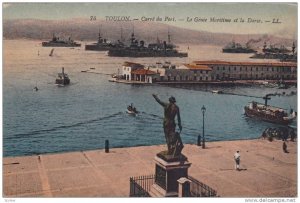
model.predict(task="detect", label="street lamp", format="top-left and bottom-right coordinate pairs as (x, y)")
top-left (201, 105), bottom-right (206, 149)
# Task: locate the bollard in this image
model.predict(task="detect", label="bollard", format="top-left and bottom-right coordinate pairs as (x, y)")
top-left (177, 177), bottom-right (191, 197)
top-left (105, 140), bottom-right (109, 153)
top-left (197, 135), bottom-right (201, 146)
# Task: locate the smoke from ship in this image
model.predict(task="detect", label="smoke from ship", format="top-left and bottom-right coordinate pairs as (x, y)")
top-left (246, 35), bottom-right (270, 47)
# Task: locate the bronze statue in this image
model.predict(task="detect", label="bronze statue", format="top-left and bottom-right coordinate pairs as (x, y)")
top-left (152, 94), bottom-right (184, 157)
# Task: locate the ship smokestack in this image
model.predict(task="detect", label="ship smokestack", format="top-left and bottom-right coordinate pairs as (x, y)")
top-left (163, 41), bottom-right (167, 53)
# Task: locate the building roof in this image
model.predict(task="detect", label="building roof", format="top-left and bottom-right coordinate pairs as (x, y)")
top-left (131, 69), bottom-right (157, 75)
top-left (182, 64), bottom-right (212, 71)
top-left (123, 61), bottom-right (144, 68)
top-left (192, 60), bottom-right (297, 67)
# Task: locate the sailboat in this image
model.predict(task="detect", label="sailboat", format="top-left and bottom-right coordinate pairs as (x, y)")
top-left (49, 48), bottom-right (54, 56)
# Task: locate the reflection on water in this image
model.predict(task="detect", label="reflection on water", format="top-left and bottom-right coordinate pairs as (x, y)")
top-left (3, 40), bottom-right (297, 156)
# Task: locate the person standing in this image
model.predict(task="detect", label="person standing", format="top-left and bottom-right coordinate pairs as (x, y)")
top-left (234, 151), bottom-right (241, 171)
top-left (283, 141), bottom-right (289, 153)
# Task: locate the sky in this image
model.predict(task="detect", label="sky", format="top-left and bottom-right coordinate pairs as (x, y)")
top-left (2, 2), bottom-right (298, 39)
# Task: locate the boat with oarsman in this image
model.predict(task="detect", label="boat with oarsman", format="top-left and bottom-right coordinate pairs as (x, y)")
top-left (127, 103), bottom-right (139, 115)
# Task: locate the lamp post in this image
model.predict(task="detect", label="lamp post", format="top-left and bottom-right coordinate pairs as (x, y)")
top-left (201, 105), bottom-right (206, 149)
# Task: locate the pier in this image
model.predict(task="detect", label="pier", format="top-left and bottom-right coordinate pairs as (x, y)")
top-left (3, 139), bottom-right (297, 197)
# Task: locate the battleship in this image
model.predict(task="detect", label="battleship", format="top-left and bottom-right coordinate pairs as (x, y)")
top-left (222, 41), bottom-right (257, 53)
top-left (250, 42), bottom-right (297, 62)
top-left (262, 42), bottom-right (291, 54)
top-left (85, 28), bottom-right (120, 51)
top-left (108, 31), bottom-right (188, 57)
top-left (42, 34), bottom-right (81, 47)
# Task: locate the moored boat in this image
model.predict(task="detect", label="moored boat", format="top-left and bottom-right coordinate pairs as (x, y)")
top-left (222, 41), bottom-right (257, 53)
top-left (42, 34), bottom-right (81, 47)
top-left (108, 30), bottom-right (188, 57)
top-left (212, 90), bottom-right (223, 94)
top-left (244, 95), bottom-right (296, 125)
top-left (55, 67), bottom-right (70, 86)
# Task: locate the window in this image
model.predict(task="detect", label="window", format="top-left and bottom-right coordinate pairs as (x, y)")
top-left (200, 70), bottom-right (203, 74)
top-left (206, 77), bottom-right (208, 80)
top-left (240, 67), bottom-right (242, 71)
top-left (223, 67), bottom-right (225, 70)
top-left (194, 76), bottom-right (197, 80)
top-left (234, 67), bottom-right (236, 71)
top-left (186, 76), bottom-right (189, 80)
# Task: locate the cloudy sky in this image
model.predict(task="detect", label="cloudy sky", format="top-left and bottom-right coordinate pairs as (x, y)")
top-left (3, 2), bottom-right (297, 39)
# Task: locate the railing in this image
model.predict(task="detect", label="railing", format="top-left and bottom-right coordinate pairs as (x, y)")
top-left (129, 174), bottom-right (155, 197)
top-left (129, 174), bottom-right (217, 197)
top-left (188, 176), bottom-right (218, 197)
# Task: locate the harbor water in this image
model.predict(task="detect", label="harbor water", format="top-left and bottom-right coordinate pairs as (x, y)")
top-left (3, 40), bottom-right (297, 157)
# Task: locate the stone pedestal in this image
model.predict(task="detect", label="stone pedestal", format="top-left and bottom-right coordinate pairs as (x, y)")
top-left (150, 154), bottom-right (191, 197)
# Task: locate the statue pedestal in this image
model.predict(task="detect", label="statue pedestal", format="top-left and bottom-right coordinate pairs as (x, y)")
top-left (150, 154), bottom-right (191, 197)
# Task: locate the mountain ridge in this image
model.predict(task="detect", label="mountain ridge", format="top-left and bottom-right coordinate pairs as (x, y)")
top-left (3, 18), bottom-right (294, 47)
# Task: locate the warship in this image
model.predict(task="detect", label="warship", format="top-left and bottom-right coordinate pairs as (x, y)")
top-left (222, 41), bottom-right (257, 53)
top-left (108, 31), bottom-right (188, 57)
top-left (42, 34), bottom-right (81, 47)
top-left (262, 42), bottom-right (291, 54)
top-left (85, 31), bottom-right (112, 51)
top-left (250, 42), bottom-right (297, 62)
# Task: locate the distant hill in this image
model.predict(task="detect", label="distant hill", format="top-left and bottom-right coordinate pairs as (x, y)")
top-left (3, 18), bottom-right (294, 47)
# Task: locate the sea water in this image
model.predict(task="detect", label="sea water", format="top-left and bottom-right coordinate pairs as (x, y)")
top-left (3, 40), bottom-right (297, 157)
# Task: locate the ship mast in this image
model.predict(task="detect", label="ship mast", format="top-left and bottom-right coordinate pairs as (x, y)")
top-left (130, 25), bottom-right (135, 45)
top-left (98, 25), bottom-right (102, 43)
top-left (167, 28), bottom-right (171, 44)
top-left (120, 27), bottom-right (124, 42)
top-left (263, 94), bottom-right (272, 106)
top-left (292, 41), bottom-right (296, 55)
top-left (263, 41), bottom-right (267, 50)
